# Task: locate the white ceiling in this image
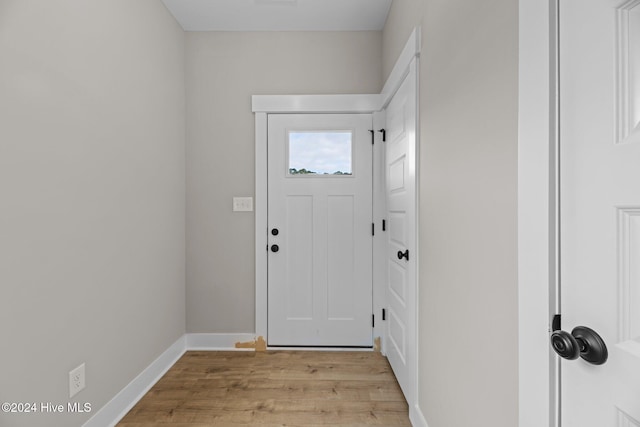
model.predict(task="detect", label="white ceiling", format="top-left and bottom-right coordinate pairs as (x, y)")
top-left (162, 0), bottom-right (393, 31)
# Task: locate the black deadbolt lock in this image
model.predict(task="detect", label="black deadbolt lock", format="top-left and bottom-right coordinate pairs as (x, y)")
top-left (271, 228), bottom-right (279, 236)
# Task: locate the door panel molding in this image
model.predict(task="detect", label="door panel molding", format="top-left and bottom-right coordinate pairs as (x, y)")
top-left (617, 206), bottom-right (640, 343)
top-left (616, 0), bottom-right (640, 144)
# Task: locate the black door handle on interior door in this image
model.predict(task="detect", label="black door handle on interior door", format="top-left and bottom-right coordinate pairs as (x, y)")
top-left (550, 325), bottom-right (608, 365)
top-left (397, 249), bottom-right (409, 261)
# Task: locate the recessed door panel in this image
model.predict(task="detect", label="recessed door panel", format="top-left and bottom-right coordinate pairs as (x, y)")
top-left (327, 195), bottom-right (356, 321)
top-left (285, 195), bottom-right (313, 320)
top-left (389, 262), bottom-right (406, 306)
top-left (388, 308), bottom-right (407, 365)
top-left (389, 158), bottom-right (406, 192)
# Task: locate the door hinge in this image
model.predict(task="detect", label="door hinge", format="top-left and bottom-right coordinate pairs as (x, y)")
top-left (382, 219), bottom-right (386, 231)
top-left (372, 223), bottom-right (375, 236)
top-left (552, 314), bottom-right (561, 332)
top-left (372, 314), bottom-right (375, 328)
top-left (378, 128), bottom-right (386, 142)
top-left (382, 308), bottom-right (386, 321)
top-left (369, 129), bottom-right (375, 144)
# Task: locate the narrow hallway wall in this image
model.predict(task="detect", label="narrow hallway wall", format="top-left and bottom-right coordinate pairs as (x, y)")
top-left (383, 0), bottom-right (519, 425)
top-left (0, 1), bottom-right (186, 425)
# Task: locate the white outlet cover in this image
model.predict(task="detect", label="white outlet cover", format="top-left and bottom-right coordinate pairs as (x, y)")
top-left (69, 363), bottom-right (85, 398)
top-left (233, 197), bottom-right (253, 212)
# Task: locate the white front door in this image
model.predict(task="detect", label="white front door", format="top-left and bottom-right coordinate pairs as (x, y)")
top-left (559, 0), bottom-right (640, 424)
top-left (385, 59), bottom-right (418, 405)
top-left (267, 113), bottom-right (373, 347)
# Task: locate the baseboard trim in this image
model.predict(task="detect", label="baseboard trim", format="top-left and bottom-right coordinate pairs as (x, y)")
top-left (266, 346), bottom-right (373, 352)
top-left (410, 403), bottom-right (429, 427)
top-left (186, 333), bottom-right (257, 350)
top-left (82, 335), bottom-right (186, 427)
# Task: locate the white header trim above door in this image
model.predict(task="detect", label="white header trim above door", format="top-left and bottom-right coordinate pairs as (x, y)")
top-left (252, 94), bottom-right (381, 113)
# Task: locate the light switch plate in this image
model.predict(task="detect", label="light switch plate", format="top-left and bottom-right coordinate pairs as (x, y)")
top-left (233, 197), bottom-right (253, 212)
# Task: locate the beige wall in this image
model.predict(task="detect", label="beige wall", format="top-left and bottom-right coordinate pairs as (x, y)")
top-left (185, 31), bottom-right (382, 333)
top-left (383, 1), bottom-right (519, 426)
top-left (0, 1), bottom-right (186, 426)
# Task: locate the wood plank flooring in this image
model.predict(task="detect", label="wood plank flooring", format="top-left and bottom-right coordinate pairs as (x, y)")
top-left (118, 351), bottom-right (411, 426)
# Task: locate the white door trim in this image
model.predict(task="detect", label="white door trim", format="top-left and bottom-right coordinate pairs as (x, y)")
top-left (254, 111), bottom-right (269, 341)
top-left (380, 27), bottom-right (421, 108)
top-left (252, 94), bottom-right (381, 114)
top-left (518, 0), bottom-right (558, 426)
top-left (253, 98), bottom-right (381, 342)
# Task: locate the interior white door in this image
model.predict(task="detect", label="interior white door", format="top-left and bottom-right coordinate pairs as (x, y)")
top-left (267, 113), bottom-right (373, 347)
top-left (559, 0), bottom-right (640, 424)
top-left (385, 60), bottom-right (417, 405)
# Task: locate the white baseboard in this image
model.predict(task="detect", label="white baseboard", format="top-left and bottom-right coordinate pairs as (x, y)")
top-left (186, 333), bottom-right (257, 350)
top-left (83, 335), bottom-right (186, 427)
top-left (410, 403), bottom-right (429, 427)
top-left (83, 333), bottom-right (257, 427)
top-left (266, 346), bottom-right (373, 351)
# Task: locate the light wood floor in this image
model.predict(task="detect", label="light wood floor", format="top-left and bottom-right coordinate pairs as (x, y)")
top-left (118, 351), bottom-right (411, 426)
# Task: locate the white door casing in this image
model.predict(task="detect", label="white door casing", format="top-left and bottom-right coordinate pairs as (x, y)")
top-left (559, 0), bottom-right (640, 424)
top-left (384, 59), bottom-right (418, 408)
top-left (267, 113), bottom-right (373, 347)
top-left (518, 0), bottom-right (559, 424)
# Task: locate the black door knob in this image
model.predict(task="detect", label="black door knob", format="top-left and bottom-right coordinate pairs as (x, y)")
top-left (550, 330), bottom-right (580, 360)
top-left (550, 326), bottom-right (608, 365)
top-left (270, 244), bottom-right (279, 253)
top-left (397, 249), bottom-right (409, 261)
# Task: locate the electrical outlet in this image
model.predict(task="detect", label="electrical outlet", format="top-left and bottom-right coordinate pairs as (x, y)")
top-left (69, 363), bottom-right (85, 398)
top-left (233, 197), bottom-right (253, 212)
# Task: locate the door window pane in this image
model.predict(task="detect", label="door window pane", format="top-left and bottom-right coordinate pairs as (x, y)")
top-left (288, 131), bottom-right (353, 176)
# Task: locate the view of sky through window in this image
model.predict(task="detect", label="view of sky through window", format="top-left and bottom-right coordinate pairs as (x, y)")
top-left (288, 131), bottom-right (352, 175)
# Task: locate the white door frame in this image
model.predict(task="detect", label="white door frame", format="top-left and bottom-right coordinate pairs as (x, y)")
top-left (518, 0), bottom-right (559, 426)
top-left (253, 95), bottom-right (381, 346)
top-left (252, 28), bottom-right (421, 350)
